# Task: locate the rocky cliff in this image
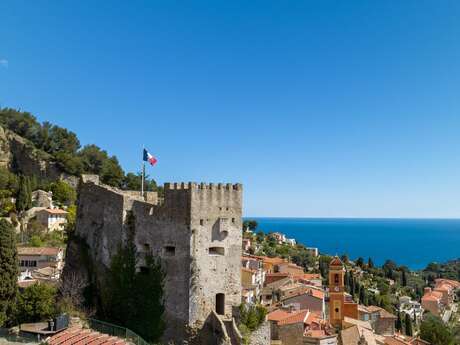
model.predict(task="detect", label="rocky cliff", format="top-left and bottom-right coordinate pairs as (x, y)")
top-left (0, 126), bottom-right (78, 186)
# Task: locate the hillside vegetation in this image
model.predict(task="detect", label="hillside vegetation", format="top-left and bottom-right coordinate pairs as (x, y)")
top-left (0, 108), bottom-right (158, 190)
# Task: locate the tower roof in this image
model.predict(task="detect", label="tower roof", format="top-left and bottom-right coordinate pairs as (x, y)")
top-left (329, 256), bottom-right (343, 267)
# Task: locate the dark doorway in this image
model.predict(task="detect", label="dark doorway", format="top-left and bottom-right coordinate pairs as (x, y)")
top-left (216, 293), bottom-right (225, 315)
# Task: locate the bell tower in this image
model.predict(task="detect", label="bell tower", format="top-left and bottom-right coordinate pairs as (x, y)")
top-left (328, 256), bottom-right (345, 328)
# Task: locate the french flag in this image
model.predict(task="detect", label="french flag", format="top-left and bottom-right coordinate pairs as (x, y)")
top-left (143, 148), bottom-right (157, 166)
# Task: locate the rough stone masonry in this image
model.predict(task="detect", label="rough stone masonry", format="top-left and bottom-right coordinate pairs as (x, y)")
top-left (74, 175), bottom-right (243, 344)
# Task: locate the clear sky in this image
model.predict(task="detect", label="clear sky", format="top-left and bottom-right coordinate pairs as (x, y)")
top-left (1, 1), bottom-right (460, 218)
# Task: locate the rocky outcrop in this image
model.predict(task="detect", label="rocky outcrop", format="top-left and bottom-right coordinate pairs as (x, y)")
top-left (0, 126), bottom-right (78, 186)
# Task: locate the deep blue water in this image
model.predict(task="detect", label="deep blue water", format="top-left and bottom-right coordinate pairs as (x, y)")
top-left (249, 218), bottom-right (460, 270)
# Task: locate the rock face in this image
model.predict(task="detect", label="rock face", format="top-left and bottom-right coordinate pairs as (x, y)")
top-left (0, 126), bottom-right (78, 186)
top-left (67, 176), bottom-right (243, 344)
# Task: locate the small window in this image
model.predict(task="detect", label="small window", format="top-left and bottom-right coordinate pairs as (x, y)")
top-left (164, 246), bottom-right (176, 256)
top-left (200, 219), bottom-right (204, 226)
top-left (140, 266), bottom-right (150, 274)
top-left (209, 247), bottom-right (225, 256)
top-left (334, 274), bottom-right (339, 284)
top-left (143, 243), bottom-right (150, 251)
top-left (231, 218), bottom-right (235, 223)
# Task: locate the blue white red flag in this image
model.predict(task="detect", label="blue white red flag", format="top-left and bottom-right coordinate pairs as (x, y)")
top-left (143, 149), bottom-right (157, 166)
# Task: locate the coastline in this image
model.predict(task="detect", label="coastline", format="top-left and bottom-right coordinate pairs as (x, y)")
top-left (246, 217), bottom-right (460, 270)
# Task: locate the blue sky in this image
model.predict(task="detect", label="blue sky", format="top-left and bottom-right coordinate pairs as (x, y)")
top-left (1, 1), bottom-right (460, 217)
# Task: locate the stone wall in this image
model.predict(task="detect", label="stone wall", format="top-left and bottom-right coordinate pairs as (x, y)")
top-left (278, 323), bottom-right (304, 345)
top-left (248, 321), bottom-right (271, 345)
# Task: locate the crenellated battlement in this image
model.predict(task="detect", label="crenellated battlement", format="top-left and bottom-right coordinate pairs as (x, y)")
top-left (164, 182), bottom-right (242, 191)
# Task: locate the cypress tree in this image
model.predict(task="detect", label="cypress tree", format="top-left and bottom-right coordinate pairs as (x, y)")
top-left (344, 270), bottom-right (350, 292)
top-left (402, 270), bottom-right (407, 287)
top-left (359, 286), bottom-right (367, 305)
top-left (368, 257), bottom-right (374, 269)
top-left (0, 219), bottom-right (19, 326)
top-left (396, 312), bottom-right (402, 332)
top-left (16, 175), bottom-right (32, 212)
top-left (405, 313), bottom-right (413, 336)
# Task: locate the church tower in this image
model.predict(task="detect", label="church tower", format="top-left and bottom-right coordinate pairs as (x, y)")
top-left (328, 256), bottom-right (345, 328)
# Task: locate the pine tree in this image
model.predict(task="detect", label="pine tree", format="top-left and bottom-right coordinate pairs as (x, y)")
top-left (405, 313), bottom-right (413, 336)
top-left (0, 219), bottom-right (19, 326)
top-left (16, 175), bottom-right (32, 212)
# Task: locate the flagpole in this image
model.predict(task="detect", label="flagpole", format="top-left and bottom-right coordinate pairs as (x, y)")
top-left (141, 145), bottom-right (145, 199)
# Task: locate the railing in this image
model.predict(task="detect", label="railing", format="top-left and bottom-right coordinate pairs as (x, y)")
top-left (87, 318), bottom-right (150, 345)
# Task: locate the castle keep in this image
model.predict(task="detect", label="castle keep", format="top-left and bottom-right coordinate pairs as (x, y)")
top-left (75, 175), bottom-right (243, 343)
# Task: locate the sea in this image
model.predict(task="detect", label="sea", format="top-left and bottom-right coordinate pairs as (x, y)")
top-left (249, 218), bottom-right (460, 270)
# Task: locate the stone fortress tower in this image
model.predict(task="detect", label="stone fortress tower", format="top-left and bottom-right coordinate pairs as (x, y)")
top-left (73, 175), bottom-right (243, 344)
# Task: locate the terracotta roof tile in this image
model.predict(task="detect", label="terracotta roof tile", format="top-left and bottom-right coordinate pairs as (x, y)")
top-left (18, 247), bottom-right (62, 256)
top-left (47, 328), bottom-right (130, 345)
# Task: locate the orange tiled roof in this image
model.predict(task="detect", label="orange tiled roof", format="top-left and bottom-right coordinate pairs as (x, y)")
top-left (422, 290), bottom-right (443, 302)
top-left (267, 308), bottom-right (309, 325)
top-left (279, 310), bottom-right (309, 325)
top-left (296, 273), bottom-right (322, 280)
top-left (435, 283), bottom-right (453, 292)
top-left (18, 247), bottom-right (62, 256)
top-left (43, 208), bottom-right (68, 215)
top-left (47, 328), bottom-right (130, 345)
top-left (435, 278), bottom-right (460, 289)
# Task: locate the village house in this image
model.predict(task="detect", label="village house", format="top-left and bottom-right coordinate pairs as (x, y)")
top-left (278, 262), bottom-right (305, 276)
top-left (433, 278), bottom-right (460, 305)
top-left (420, 278), bottom-right (460, 317)
top-left (261, 276), bottom-right (294, 306)
top-left (271, 232), bottom-right (287, 244)
top-left (398, 296), bottom-right (423, 324)
top-left (36, 208), bottom-right (68, 231)
top-left (268, 306), bottom-right (336, 345)
top-left (339, 322), bottom-right (383, 345)
top-left (421, 288), bottom-right (444, 316)
top-left (17, 247), bottom-right (64, 277)
top-left (296, 273), bottom-right (323, 287)
top-left (306, 247), bottom-right (319, 257)
top-left (281, 287), bottom-right (326, 318)
top-left (286, 238), bottom-right (296, 246)
top-left (358, 305), bottom-right (396, 335)
top-left (242, 238), bottom-right (252, 252)
top-left (241, 267), bottom-right (263, 304)
top-left (265, 272), bottom-right (322, 287)
top-left (256, 255), bottom-right (288, 273)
